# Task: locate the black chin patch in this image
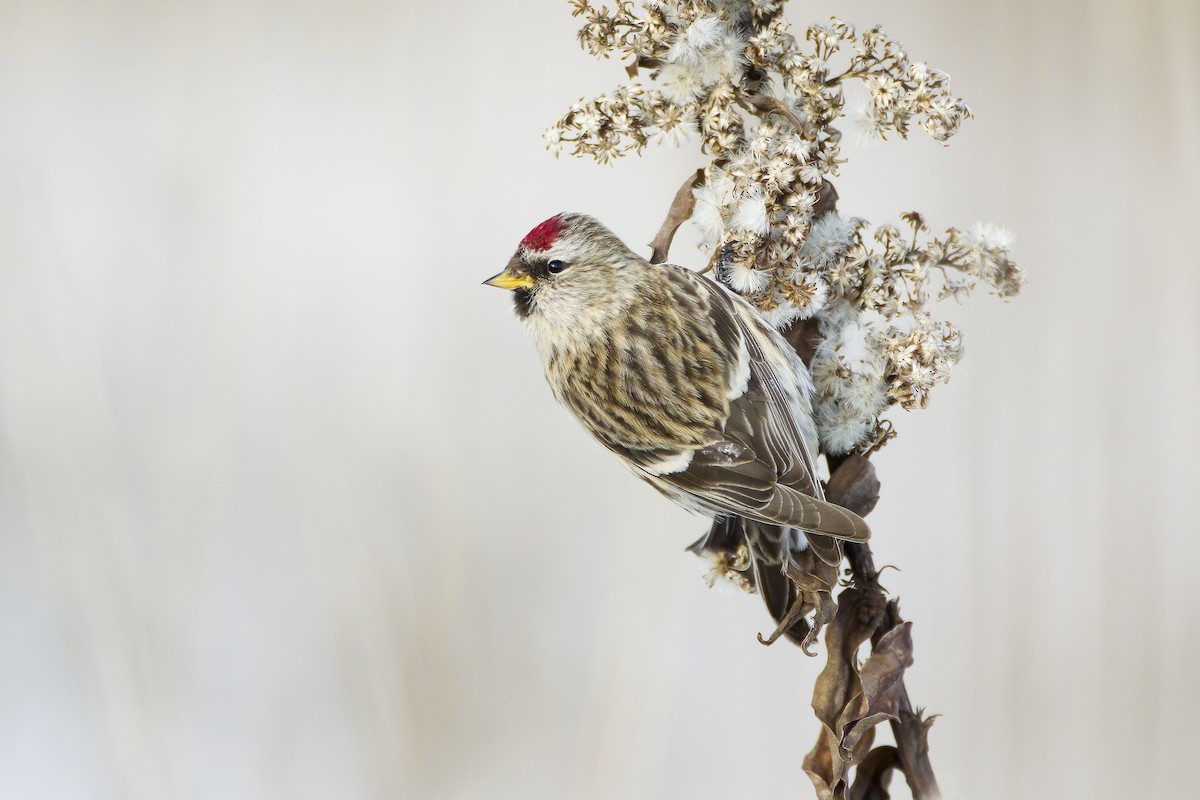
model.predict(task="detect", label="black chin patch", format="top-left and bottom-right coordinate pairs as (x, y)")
top-left (513, 287), bottom-right (535, 318)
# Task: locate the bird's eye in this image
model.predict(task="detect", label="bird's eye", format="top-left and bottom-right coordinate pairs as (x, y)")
top-left (547, 259), bottom-right (566, 274)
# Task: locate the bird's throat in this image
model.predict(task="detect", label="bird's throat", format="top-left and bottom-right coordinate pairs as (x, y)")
top-left (512, 287), bottom-right (535, 319)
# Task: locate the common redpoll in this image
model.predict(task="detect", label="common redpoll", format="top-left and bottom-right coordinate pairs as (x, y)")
top-left (486, 214), bottom-right (869, 630)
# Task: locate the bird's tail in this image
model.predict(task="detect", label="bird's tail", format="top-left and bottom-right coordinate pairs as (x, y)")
top-left (689, 517), bottom-right (840, 650)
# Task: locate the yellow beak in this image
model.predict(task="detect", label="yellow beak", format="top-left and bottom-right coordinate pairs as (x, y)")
top-left (483, 268), bottom-right (534, 291)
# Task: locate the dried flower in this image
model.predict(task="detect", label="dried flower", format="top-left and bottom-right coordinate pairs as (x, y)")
top-left (722, 257), bottom-right (773, 294)
top-left (549, 0), bottom-right (1021, 453)
top-left (699, 541), bottom-right (755, 592)
top-left (731, 187), bottom-right (771, 234)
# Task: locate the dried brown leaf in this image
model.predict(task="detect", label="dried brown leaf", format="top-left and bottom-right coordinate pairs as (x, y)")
top-left (842, 622), bottom-right (913, 751)
top-left (782, 316), bottom-right (822, 367)
top-left (805, 587), bottom-right (889, 793)
top-left (802, 728), bottom-right (843, 800)
top-left (648, 169), bottom-right (702, 264)
top-left (848, 746), bottom-right (899, 800)
top-left (812, 588), bottom-right (886, 731)
top-left (813, 179), bottom-right (840, 219)
top-left (825, 455), bottom-right (881, 518)
top-left (894, 705), bottom-right (940, 797)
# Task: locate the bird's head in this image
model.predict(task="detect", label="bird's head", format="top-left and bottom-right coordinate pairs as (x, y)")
top-left (485, 213), bottom-right (641, 327)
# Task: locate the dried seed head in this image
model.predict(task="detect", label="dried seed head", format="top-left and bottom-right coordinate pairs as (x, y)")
top-left (550, 1), bottom-right (1021, 453)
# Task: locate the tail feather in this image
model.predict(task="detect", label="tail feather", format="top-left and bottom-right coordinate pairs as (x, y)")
top-left (750, 537), bottom-right (811, 647)
top-left (803, 531), bottom-right (844, 566)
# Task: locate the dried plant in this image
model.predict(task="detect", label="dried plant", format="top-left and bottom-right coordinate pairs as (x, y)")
top-left (543, 1), bottom-right (1022, 797)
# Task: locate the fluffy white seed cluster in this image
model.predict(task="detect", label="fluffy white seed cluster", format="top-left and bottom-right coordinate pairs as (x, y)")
top-left (698, 541), bottom-right (755, 593)
top-left (805, 211), bottom-right (1022, 452)
top-left (550, 0), bottom-right (1023, 454)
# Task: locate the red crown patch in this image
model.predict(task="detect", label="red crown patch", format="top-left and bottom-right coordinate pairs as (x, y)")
top-left (520, 216), bottom-right (563, 252)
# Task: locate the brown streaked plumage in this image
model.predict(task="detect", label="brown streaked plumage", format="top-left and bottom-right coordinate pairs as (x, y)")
top-left (546, 260), bottom-right (730, 455)
top-left (485, 213), bottom-right (869, 620)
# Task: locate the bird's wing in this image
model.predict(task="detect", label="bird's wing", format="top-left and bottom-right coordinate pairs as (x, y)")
top-left (628, 267), bottom-right (869, 543)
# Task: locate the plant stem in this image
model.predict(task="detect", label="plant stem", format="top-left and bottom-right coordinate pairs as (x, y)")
top-left (845, 539), bottom-right (941, 800)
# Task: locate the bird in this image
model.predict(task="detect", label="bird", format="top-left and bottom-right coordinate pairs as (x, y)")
top-left (485, 212), bottom-right (870, 640)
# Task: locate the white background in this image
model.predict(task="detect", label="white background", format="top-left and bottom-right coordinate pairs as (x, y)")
top-left (2, 1), bottom-right (1197, 798)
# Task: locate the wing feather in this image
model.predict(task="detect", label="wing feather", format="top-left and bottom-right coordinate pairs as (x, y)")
top-left (627, 268), bottom-right (870, 544)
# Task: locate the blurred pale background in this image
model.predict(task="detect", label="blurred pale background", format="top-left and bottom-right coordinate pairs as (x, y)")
top-left (1, 1), bottom-right (1197, 798)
